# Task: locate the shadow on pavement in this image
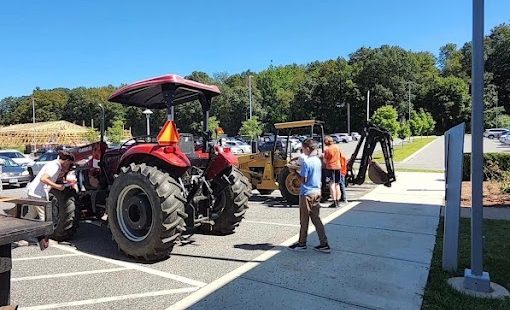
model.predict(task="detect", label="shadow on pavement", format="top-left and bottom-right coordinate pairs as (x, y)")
top-left (183, 199), bottom-right (441, 310)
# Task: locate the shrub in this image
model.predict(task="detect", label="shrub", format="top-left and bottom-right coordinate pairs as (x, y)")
top-left (463, 153), bottom-right (510, 181)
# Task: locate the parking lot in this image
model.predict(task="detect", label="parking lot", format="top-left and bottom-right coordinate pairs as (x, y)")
top-left (2, 183), bottom-right (375, 310)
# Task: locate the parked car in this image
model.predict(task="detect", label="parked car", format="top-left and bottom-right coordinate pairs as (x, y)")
top-left (223, 140), bottom-right (252, 154)
top-left (331, 133), bottom-right (352, 143)
top-left (30, 151), bottom-right (59, 177)
top-left (351, 132), bottom-right (361, 141)
top-left (484, 128), bottom-right (509, 139)
top-left (0, 149), bottom-right (35, 167)
top-left (0, 156), bottom-right (31, 187)
top-left (503, 134), bottom-right (510, 145)
top-left (499, 131), bottom-right (510, 143)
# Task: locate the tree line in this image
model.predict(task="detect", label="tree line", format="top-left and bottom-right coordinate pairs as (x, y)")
top-left (1, 23), bottom-right (509, 139)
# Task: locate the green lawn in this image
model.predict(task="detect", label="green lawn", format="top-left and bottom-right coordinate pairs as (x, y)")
top-left (373, 136), bottom-right (436, 163)
top-left (422, 218), bottom-right (510, 309)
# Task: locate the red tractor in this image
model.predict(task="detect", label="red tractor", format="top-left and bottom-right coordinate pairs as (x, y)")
top-left (49, 75), bottom-right (252, 261)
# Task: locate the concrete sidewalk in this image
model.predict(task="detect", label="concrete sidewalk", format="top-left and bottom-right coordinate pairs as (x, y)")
top-left (172, 172), bottom-right (444, 310)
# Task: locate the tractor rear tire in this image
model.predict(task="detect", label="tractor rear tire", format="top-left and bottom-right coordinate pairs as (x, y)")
top-left (49, 188), bottom-right (79, 242)
top-left (107, 163), bottom-right (187, 261)
top-left (209, 167), bottom-right (251, 235)
top-left (278, 166), bottom-right (300, 205)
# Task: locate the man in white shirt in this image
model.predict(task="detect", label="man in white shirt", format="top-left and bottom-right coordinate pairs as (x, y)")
top-left (25, 151), bottom-right (75, 220)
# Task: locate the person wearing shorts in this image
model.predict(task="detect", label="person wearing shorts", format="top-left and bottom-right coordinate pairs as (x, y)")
top-left (323, 136), bottom-right (342, 208)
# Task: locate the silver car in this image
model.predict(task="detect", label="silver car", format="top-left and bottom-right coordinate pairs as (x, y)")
top-left (0, 156), bottom-right (31, 187)
top-left (30, 151), bottom-right (59, 177)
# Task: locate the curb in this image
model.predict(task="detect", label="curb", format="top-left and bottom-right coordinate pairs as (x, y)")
top-left (400, 136), bottom-right (439, 163)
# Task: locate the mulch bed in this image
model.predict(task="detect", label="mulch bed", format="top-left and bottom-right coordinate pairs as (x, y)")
top-left (461, 181), bottom-right (510, 208)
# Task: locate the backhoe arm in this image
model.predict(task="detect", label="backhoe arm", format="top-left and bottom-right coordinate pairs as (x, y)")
top-left (346, 123), bottom-right (396, 187)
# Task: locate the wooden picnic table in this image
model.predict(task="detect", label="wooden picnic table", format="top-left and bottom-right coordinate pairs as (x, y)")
top-left (0, 196), bottom-right (53, 307)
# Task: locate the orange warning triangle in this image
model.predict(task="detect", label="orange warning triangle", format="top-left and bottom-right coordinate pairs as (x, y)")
top-left (157, 120), bottom-right (180, 145)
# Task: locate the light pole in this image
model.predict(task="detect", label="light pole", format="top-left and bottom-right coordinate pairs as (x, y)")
top-left (32, 95), bottom-right (36, 152)
top-left (366, 90), bottom-right (370, 122)
top-left (142, 109), bottom-right (153, 136)
top-left (337, 102), bottom-right (351, 134)
top-left (408, 82), bottom-right (412, 122)
top-left (248, 75), bottom-right (253, 119)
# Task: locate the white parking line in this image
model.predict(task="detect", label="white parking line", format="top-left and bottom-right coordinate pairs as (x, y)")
top-left (169, 201), bottom-right (360, 310)
top-left (50, 243), bottom-right (207, 287)
top-left (18, 287), bottom-right (199, 310)
top-left (12, 267), bottom-right (128, 282)
top-left (13, 254), bottom-right (82, 262)
top-left (243, 220), bottom-right (299, 227)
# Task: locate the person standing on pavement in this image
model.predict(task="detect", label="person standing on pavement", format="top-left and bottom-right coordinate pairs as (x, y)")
top-left (24, 151), bottom-right (75, 220)
top-left (288, 139), bottom-right (330, 253)
top-left (323, 136), bottom-right (342, 208)
top-left (338, 149), bottom-right (348, 203)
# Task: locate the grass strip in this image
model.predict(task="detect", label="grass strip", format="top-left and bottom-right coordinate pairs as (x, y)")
top-left (422, 218), bottom-right (510, 309)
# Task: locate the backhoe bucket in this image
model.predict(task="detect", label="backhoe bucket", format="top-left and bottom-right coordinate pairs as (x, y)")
top-left (368, 162), bottom-right (389, 185)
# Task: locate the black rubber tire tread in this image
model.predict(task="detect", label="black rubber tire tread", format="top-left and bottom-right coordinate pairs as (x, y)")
top-left (257, 189), bottom-right (274, 195)
top-left (210, 167), bottom-right (252, 234)
top-left (49, 188), bottom-right (79, 241)
top-left (107, 163), bottom-right (186, 261)
top-left (278, 166), bottom-right (299, 205)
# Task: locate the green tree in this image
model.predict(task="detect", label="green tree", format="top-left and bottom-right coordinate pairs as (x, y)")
top-left (239, 117), bottom-right (263, 140)
top-left (370, 105), bottom-right (400, 136)
top-left (409, 111), bottom-right (424, 137)
top-left (419, 109), bottom-right (436, 135)
top-left (107, 119), bottom-right (125, 144)
top-left (397, 121), bottom-right (411, 144)
top-left (85, 128), bottom-right (99, 143)
top-left (208, 116), bottom-right (220, 133)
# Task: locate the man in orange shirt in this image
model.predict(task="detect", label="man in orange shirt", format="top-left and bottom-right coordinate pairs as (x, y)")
top-left (323, 136), bottom-right (342, 208)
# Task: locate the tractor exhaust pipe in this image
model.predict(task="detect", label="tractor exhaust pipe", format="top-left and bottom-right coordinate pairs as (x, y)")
top-left (99, 104), bottom-right (105, 143)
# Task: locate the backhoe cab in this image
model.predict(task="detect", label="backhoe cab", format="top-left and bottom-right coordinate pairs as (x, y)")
top-left (48, 75), bottom-right (252, 261)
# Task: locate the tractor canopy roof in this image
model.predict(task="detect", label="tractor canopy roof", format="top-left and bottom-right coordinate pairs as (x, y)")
top-left (108, 74), bottom-right (221, 109)
top-left (273, 120), bottom-right (324, 130)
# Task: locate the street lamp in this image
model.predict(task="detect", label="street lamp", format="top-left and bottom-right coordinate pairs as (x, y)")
top-left (336, 102), bottom-right (351, 134)
top-left (407, 82), bottom-right (412, 122)
top-left (142, 109), bottom-right (153, 136)
top-left (248, 75), bottom-right (253, 119)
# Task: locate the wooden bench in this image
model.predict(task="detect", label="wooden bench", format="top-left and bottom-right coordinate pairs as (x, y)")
top-left (0, 197), bottom-right (53, 307)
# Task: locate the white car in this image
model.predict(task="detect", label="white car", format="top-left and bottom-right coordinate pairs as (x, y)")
top-left (0, 150), bottom-right (35, 167)
top-left (331, 133), bottom-right (352, 143)
top-left (484, 128), bottom-right (508, 139)
top-left (503, 135), bottom-right (510, 145)
top-left (351, 132), bottom-right (361, 141)
top-left (498, 131), bottom-right (510, 143)
top-left (30, 151), bottom-right (59, 177)
top-left (224, 140), bottom-right (252, 154)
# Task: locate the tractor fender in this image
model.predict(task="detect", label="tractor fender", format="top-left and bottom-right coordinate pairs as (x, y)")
top-left (207, 149), bottom-right (239, 180)
top-left (118, 144), bottom-right (191, 172)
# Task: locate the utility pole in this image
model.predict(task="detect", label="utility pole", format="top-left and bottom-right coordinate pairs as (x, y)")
top-left (408, 83), bottom-right (412, 121)
top-left (248, 75), bottom-right (253, 119)
top-left (366, 90), bottom-right (370, 122)
top-left (347, 102), bottom-right (351, 134)
top-left (32, 96), bottom-right (36, 152)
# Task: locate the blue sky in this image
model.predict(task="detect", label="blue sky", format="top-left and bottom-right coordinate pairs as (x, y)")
top-left (0, 0), bottom-right (509, 99)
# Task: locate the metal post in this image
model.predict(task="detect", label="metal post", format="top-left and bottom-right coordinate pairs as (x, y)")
top-left (248, 75), bottom-right (253, 119)
top-left (463, 0), bottom-right (491, 292)
top-left (146, 115), bottom-right (150, 136)
top-left (32, 96), bottom-right (36, 152)
top-left (408, 83), bottom-right (412, 121)
top-left (366, 90), bottom-right (370, 122)
top-left (347, 102), bottom-right (351, 134)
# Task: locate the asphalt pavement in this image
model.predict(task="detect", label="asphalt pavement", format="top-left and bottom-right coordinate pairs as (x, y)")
top-left (2, 183), bottom-right (375, 309)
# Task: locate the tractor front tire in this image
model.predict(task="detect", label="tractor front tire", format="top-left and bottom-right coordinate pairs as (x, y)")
top-left (107, 163), bottom-right (187, 261)
top-left (49, 188), bottom-right (79, 241)
top-left (278, 166), bottom-right (300, 205)
top-left (209, 167), bottom-right (251, 235)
